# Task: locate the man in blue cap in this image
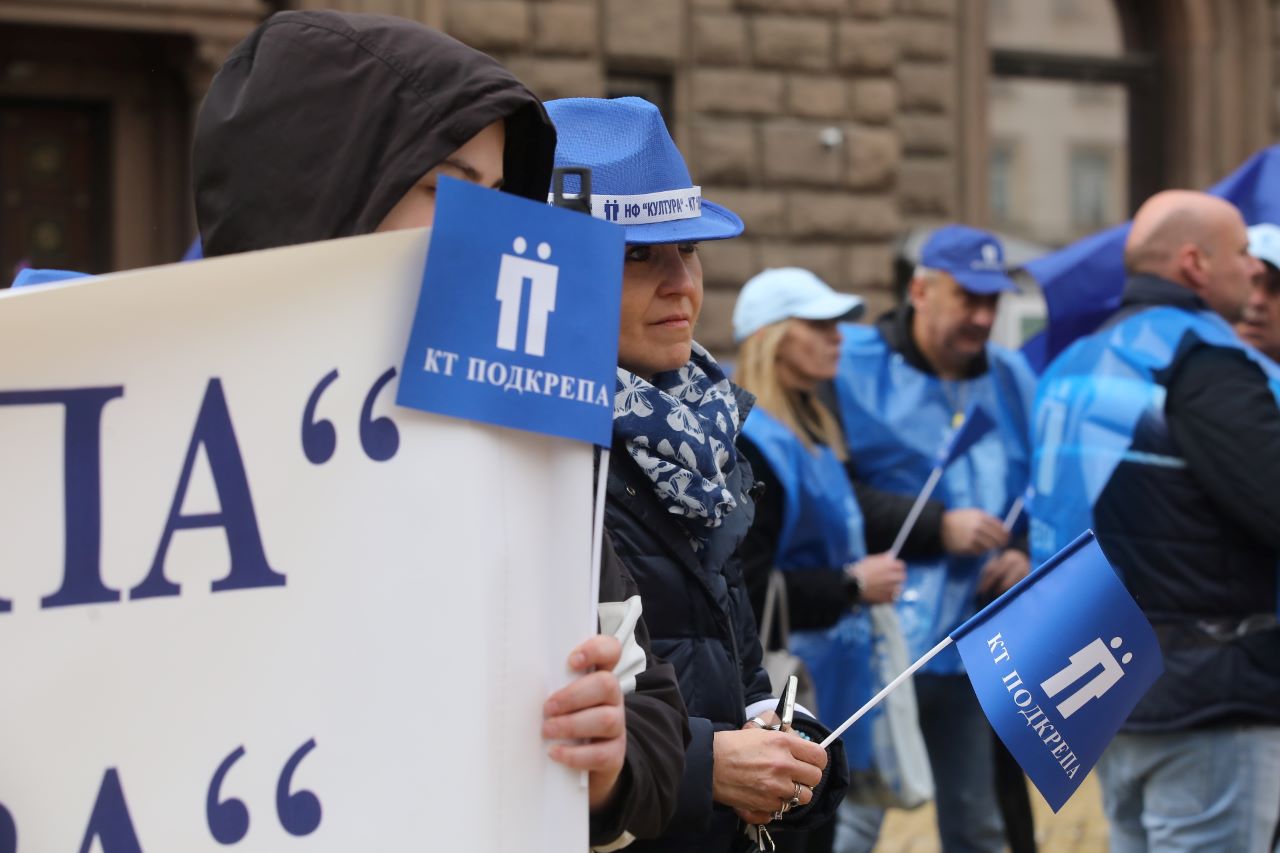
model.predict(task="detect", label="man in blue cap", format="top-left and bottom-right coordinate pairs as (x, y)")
top-left (829, 224), bottom-right (1036, 853)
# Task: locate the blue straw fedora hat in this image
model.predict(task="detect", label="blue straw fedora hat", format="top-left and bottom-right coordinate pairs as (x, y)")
top-left (545, 97), bottom-right (744, 245)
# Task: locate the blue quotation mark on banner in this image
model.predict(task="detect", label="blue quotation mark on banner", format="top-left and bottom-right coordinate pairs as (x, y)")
top-left (396, 177), bottom-right (625, 446)
top-left (952, 531), bottom-right (1162, 812)
top-left (207, 740), bottom-right (322, 845)
top-left (301, 368), bottom-right (401, 463)
top-left (0, 739), bottom-right (319, 853)
top-left (0, 805), bottom-right (13, 853)
top-left (0, 368), bottom-right (405, 618)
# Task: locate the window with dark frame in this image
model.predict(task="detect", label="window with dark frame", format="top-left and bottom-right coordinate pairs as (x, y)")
top-left (1070, 146), bottom-right (1114, 233)
top-left (989, 142), bottom-right (1016, 228)
top-left (605, 73), bottom-right (674, 128)
top-left (987, 0), bottom-right (1154, 246)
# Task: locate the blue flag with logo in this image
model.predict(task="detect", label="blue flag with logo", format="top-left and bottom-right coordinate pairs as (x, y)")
top-left (937, 402), bottom-right (996, 467)
top-left (951, 530), bottom-right (1162, 812)
top-left (397, 177), bottom-right (625, 446)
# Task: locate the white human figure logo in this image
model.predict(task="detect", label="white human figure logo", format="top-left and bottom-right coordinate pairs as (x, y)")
top-left (1039, 636), bottom-right (1133, 719)
top-left (495, 237), bottom-right (558, 357)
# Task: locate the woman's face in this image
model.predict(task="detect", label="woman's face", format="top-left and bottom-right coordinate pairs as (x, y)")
top-left (376, 119), bottom-right (506, 231)
top-left (776, 319), bottom-right (843, 390)
top-left (617, 242), bottom-right (703, 379)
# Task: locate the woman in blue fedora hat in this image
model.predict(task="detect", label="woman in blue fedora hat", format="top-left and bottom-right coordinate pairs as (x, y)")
top-left (546, 96), bottom-right (850, 852)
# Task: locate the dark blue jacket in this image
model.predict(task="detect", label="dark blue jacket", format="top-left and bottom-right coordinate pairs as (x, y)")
top-left (1089, 277), bottom-right (1280, 731)
top-left (605, 388), bottom-right (847, 853)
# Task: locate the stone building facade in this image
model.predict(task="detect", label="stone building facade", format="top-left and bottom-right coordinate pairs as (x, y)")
top-left (2, 0), bottom-right (1279, 351)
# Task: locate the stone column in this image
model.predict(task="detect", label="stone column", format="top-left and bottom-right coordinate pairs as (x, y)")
top-left (893, 0), bottom-right (960, 227)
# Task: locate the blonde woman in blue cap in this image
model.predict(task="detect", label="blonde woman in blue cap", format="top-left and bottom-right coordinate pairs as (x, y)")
top-left (732, 268), bottom-right (906, 853)
top-left (546, 97), bottom-right (849, 853)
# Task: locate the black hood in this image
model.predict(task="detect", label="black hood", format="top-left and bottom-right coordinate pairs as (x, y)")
top-left (194, 10), bottom-right (555, 257)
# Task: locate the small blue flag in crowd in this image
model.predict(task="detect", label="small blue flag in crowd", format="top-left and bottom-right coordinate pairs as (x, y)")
top-left (951, 531), bottom-right (1162, 812)
top-left (937, 402), bottom-right (996, 466)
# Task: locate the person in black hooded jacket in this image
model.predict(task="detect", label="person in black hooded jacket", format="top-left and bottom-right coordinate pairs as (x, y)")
top-left (192, 11), bottom-right (689, 848)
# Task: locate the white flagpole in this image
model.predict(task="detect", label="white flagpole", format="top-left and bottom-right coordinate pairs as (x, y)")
top-left (888, 466), bottom-right (944, 559)
top-left (820, 636), bottom-right (954, 748)
top-left (1002, 495), bottom-right (1025, 533)
top-left (588, 448), bottom-right (610, 636)
top-left (580, 448), bottom-right (612, 789)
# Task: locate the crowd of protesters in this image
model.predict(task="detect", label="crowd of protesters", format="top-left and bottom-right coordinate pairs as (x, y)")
top-left (7, 9), bottom-right (1279, 853)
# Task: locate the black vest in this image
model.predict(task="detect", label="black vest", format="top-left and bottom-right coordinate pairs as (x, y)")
top-left (1095, 333), bottom-right (1280, 731)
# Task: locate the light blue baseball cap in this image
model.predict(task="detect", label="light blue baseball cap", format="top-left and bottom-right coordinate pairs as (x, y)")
top-left (1248, 223), bottom-right (1280, 268)
top-left (733, 267), bottom-right (864, 342)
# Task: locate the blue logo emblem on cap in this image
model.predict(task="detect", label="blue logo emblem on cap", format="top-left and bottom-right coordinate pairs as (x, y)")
top-left (921, 225), bottom-right (1018, 295)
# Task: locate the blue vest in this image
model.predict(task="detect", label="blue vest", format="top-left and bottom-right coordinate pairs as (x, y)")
top-left (833, 324), bottom-right (1036, 673)
top-left (1030, 307), bottom-right (1280, 566)
top-left (10, 268), bottom-right (91, 289)
top-left (741, 408), bottom-right (879, 769)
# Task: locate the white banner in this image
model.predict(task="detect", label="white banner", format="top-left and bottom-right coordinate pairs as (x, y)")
top-left (0, 230), bottom-right (592, 851)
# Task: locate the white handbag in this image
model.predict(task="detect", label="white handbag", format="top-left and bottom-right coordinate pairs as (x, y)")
top-left (758, 569), bottom-right (820, 716)
top-left (856, 603), bottom-right (934, 810)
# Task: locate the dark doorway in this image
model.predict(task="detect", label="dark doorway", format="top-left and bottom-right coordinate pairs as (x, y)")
top-left (1, 99), bottom-right (111, 284)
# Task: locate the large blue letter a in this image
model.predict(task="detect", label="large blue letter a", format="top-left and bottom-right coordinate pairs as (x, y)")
top-left (132, 378), bottom-right (285, 599)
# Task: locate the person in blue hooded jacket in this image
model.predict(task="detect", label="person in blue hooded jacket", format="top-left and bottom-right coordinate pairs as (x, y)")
top-left (732, 267), bottom-right (906, 853)
top-left (1031, 189), bottom-right (1280, 853)
top-left (829, 225), bottom-right (1036, 853)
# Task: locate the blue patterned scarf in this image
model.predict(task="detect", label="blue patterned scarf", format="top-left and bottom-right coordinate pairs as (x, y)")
top-left (613, 342), bottom-right (741, 538)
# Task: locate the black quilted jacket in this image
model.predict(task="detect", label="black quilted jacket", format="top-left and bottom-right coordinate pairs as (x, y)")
top-left (605, 387), bottom-right (848, 853)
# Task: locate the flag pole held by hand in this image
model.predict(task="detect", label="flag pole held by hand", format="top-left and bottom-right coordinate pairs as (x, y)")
top-left (588, 447), bottom-right (610, 636)
top-left (886, 402), bottom-right (997, 559)
top-left (820, 636), bottom-right (953, 748)
top-left (1002, 495), bottom-right (1024, 533)
top-left (888, 468), bottom-right (943, 559)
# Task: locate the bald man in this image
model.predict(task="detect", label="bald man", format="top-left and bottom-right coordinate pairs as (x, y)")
top-left (1030, 190), bottom-right (1280, 853)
